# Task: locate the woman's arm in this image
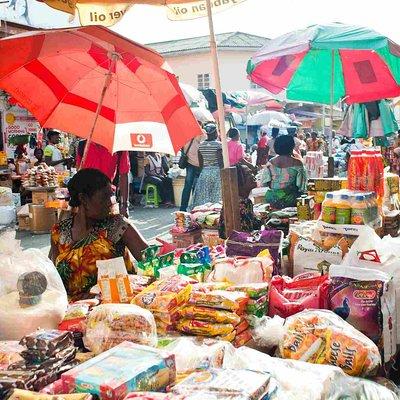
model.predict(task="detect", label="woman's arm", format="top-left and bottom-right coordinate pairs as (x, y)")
top-left (122, 224), bottom-right (148, 261)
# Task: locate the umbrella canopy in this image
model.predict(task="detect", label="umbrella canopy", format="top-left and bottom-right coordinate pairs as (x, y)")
top-left (191, 106), bottom-right (214, 123)
top-left (179, 82), bottom-right (208, 108)
top-left (247, 23), bottom-right (400, 105)
top-left (247, 110), bottom-right (291, 126)
top-left (0, 26), bottom-right (202, 155)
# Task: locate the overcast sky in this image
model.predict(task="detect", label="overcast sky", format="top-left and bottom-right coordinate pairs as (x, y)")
top-left (113, 0), bottom-right (400, 45)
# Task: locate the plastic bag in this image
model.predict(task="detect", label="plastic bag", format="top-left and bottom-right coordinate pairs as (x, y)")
top-left (268, 274), bottom-right (329, 318)
top-left (0, 341), bottom-right (24, 370)
top-left (84, 304), bottom-right (157, 354)
top-left (329, 264), bottom-right (396, 363)
top-left (226, 283), bottom-right (269, 299)
top-left (225, 346), bottom-right (397, 400)
top-left (208, 256), bottom-right (273, 284)
top-left (160, 337), bottom-right (236, 377)
top-left (133, 275), bottom-right (193, 312)
top-left (0, 232), bottom-right (68, 340)
top-left (279, 310), bottom-right (381, 377)
top-left (342, 227), bottom-right (400, 344)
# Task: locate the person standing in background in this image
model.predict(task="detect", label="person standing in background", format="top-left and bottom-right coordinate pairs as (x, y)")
top-left (44, 130), bottom-right (72, 172)
top-left (179, 129), bottom-right (206, 212)
top-left (76, 141), bottom-right (130, 218)
top-left (256, 130), bottom-right (269, 166)
top-left (306, 131), bottom-right (323, 152)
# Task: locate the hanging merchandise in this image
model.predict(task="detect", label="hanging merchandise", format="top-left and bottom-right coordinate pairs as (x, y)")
top-left (339, 100), bottom-right (399, 139)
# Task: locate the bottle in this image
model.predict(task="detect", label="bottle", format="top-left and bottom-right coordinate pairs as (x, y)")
top-left (322, 193), bottom-right (336, 224)
top-left (351, 195), bottom-right (367, 225)
top-left (335, 194), bottom-right (352, 224)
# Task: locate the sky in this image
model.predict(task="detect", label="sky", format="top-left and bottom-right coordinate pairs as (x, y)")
top-left (113, 0), bottom-right (400, 45)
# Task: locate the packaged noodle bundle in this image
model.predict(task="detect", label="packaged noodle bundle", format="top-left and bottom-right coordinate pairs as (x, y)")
top-left (97, 257), bottom-right (133, 303)
top-left (179, 305), bottom-right (241, 325)
top-left (188, 290), bottom-right (248, 312)
top-left (84, 304), bottom-right (157, 354)
top-left (227, 283), bottom-right (269, 299)
top-left (176, 320), bottom-right (234, 337)
top-left (133, 275), bottom-right (194, 313)
top-left (233, 329), bottom-right (252, 348)
top-left (278, 310), bottom-right (381, 377)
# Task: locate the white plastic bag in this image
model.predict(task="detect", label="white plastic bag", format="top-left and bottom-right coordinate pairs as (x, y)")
top-left (0, 231), bottom-right (68, 340)
top-left (342, 226), bottom-right (400, 344)
top-left (84, 303), bottom-right (157, 354)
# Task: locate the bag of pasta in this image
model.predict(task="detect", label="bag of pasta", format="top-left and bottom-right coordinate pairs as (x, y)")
top-left (278, 310), bottom-right (381, 377)
top-left (84, 304), bottom-right (157, 354)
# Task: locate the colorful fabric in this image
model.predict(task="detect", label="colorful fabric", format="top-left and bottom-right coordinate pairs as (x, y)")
top-left (227, 140), bottom-right (245, 166)
top-left (199, 140), bottom-right (222, 166)
top-left (51, 215), bottom-right (133, 297)
top-left (192, 166), bottom-right (222, 207)
top-left (77, 143), bottom-right (130, 181)
top-left (261, 163), bottom-right (307, 209)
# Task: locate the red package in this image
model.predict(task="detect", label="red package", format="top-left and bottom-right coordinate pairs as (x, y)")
top-left (268, 274), bottom-right (329, 318)
top-left (233, 329), bottom-right (252, 348)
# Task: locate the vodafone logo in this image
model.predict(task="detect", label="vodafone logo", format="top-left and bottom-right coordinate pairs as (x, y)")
top-left (130, 133), bottom-right (153, 148)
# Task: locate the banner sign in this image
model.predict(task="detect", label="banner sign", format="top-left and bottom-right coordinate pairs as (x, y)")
top-left (166, 0), bottom-right (247, 21)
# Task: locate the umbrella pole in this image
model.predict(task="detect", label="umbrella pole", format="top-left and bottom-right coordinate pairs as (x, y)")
top-left (328, 50), bottom-right (335, 177)
top-left (206, 0), bottom-right (240, 237)
top-left (80, 54), bottom-right (116, 169)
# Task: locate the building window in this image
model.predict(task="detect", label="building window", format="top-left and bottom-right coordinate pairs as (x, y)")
top-left (250, 81), bottom-right (261, 89)
top-left (197, 73), bottom-right (210, 90)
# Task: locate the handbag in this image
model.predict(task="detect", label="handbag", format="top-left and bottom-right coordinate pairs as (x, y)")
top-left (226, 230), bottom-right (283, 275)
top-left (178, 139), bottom-right (194, 169)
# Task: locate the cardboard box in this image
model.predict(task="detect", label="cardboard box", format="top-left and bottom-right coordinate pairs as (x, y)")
top-left (32, 190), bottom-right (56, 205)
top-left (18, 215), bottom-right (30, 231)
top-left (170, 229), bottom-right (202, 248)
top-left (296, 195), bottom-right (315, 221)
top-left (61, 342), bottom-right (176, 400)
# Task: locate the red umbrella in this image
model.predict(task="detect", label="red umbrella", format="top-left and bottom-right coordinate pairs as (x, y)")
top-left (0, 26), bottom-right (202, 155)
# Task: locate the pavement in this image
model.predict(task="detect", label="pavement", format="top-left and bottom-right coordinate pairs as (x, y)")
top-left (17, 206), bottom-right (177, 252)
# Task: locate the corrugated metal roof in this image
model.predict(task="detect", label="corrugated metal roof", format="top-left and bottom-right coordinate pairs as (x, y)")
top-left (147, 32), bottom-right (269, 55)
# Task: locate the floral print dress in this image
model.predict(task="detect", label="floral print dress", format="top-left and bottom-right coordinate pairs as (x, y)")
top-left (51, 215), bottom-right (133, 298)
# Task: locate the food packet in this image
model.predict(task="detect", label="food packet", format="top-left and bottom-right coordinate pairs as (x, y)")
top-left (246, 295), bottom-right (268, 314)
top-left (8, 389), bottom-right (92, 400)
top-left (133, 275), bottom-right (194, 312)
top-left (179, 305), bottom-right (241, 325)
top-left (177, 263), bottom-right (210, 282)
top-left (278, 310), bottom-right (381, 377)
top-left (84, 304), bottom-right (157, 354)
top-left (233, 330), bottom-right (252, 348)
top-left (227, 283), bottom-right (269, 299)
top-left (235, 319), bottom-right (249, 335)
top-left (19, 330), bottom-right (73, 355)
top-left (97, 257), bottom-right (133, 303)
top-left (176, 319), bottom-right (234, 337)
top-left (0, 342), bottom-right (24, 371)
top-left (189, 290), bottom-right (248, 312)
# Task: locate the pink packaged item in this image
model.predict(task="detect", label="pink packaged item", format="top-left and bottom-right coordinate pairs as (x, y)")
top-left (39, 379), bottom-right (65, 395)
top-left (269, 274), bottom-right (329, 318)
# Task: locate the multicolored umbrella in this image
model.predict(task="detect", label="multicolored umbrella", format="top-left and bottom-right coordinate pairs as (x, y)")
top-left (0, 26), bottom-right (202, 155)
top-left (247, 23), bottom-right (400, 105)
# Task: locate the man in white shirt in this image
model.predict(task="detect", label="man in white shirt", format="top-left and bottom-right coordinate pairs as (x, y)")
top-left (44, 130), bottom-right (72, 172)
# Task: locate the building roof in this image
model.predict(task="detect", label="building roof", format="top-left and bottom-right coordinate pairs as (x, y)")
top-left (147, 32), bottom-right (269, 56)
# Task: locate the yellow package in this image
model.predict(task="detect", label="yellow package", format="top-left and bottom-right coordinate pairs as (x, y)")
top-left (133, 275), bottom-right (193, 312)
top-left (7, 390), bottom-right (92, 400)
top-left (322, 330), bottom-right (369, 376)
top-left (189, 290), bottom-right (248, 312)
top-left (179, 305), bottom-right (241, 325)
top-left (176, 319), bottom-right (234, 337)
top-left (216, 331), bottom-right (236, 342)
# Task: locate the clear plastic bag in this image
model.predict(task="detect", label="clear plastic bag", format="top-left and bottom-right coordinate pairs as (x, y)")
top-left (278, 310), bottom-right (381, 377)
top-left (0, 231), bottom-right (68, 340)
top-left (84, 304), bottom-right (157, 354)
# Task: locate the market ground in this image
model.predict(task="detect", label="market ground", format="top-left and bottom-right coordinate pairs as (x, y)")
top-left (17, 207), bottom-right (176, 253)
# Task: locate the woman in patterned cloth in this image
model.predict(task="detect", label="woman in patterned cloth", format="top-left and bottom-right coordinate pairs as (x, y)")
top-left (50, 168), bottom-right (147, 298)
top-left (261, 135), bottom-right (307, 209)
top-left (192, 123), bottom-right (223, 207)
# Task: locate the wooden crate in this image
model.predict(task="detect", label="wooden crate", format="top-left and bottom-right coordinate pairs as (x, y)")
top-left (17, 215), bottom-right (30, 231)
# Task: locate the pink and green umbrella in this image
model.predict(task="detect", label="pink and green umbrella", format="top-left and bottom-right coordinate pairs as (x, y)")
top-left (247, 23), bottom-right (400, 105)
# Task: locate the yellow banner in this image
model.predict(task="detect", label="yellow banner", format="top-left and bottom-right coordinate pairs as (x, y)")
top-left (40, 0), bottom-right (76, 15)
top-left (166, 0), bottom-right (247, 20)
top-left (76, 3), bottom-right (132, 26)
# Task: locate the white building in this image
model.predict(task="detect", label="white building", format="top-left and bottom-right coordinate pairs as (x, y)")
top-left (147, 32), bottom-right (269, 92)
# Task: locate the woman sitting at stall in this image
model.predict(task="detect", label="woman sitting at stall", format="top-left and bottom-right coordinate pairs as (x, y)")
top-left (261, 135), bottom-right (307, 209)
top-left (192, 123), bottom-right (223, 207)
top-left (50, 168), bottom-right (148, 298)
